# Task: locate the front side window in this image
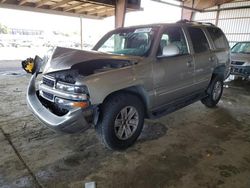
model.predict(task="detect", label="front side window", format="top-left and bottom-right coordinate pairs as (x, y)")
top-left (95, 27), bottom-right (158, 56)
top-left (207, 27), bottom-right (228, 49)
top-left (157, 27), bottom-right (188, 56)
top-left (231, 42), bottom-right (250, 54)
top-left (188, 27), bottom-right (210, 53)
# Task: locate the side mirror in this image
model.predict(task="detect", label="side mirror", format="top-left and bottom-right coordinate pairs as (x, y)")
top-left (21, 55), bottom-right (43, 74)
top-left (158, 44), bottom-right (180, 58)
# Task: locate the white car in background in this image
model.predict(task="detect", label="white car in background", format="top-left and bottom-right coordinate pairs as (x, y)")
top-left (230, 41), bottom-right (250, 79)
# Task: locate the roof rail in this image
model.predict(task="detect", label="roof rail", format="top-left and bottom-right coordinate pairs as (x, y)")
top-left (176, 19), bottom-right (215, 26)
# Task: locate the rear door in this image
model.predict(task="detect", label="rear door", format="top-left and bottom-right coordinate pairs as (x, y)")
top-left (152, 26), bottom-right (195, 107)
top-left (186, 27), bottom-right (216, 91)
top-left (206, 27), bottom-right (230, 77)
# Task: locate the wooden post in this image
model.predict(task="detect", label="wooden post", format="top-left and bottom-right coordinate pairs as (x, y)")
top-left (215, 5), bottom-right (220, 26)
top-left (181, 0), bottom-right (194, 21)
top-left (115, 0), bottom-right (127, 28)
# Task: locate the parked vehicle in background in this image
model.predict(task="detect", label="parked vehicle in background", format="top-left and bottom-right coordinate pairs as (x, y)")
top-left (230, 41), bottom-right (250, 79)
top-left (22, 20), bottom-right (230, 150)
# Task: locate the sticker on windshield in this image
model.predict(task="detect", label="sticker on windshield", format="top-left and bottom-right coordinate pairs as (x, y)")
top-left (134, 28), bottom-right (152, 33)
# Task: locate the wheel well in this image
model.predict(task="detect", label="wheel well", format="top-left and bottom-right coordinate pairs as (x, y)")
top-left (212, 65), bottom-right (226, 80)
top-left (101, 86), bottom-right (149, 118)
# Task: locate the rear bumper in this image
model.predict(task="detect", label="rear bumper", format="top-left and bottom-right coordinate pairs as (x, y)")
top-left (27, 74), bottom-right (91, 133)
top-left (230, 65), bottom-right (250, 77)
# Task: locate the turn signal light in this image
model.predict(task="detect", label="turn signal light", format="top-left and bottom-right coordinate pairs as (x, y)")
top-left (72, 101), bottom-right (89, 108)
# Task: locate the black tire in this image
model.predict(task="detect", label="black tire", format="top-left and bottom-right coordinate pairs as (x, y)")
top-left (201, 75), bottom-right (224, 108)
top-left (96, 93), bottom-right (144, 150)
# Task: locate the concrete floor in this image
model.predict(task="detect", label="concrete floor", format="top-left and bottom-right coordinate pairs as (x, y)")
top-left (0, 63), bottom-right (250, 188)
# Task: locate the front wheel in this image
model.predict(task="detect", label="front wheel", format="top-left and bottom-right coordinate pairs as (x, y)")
top-left (201, 76), bottom-right (224, 108)
top-left (96, 93), bottom-right (145, 150)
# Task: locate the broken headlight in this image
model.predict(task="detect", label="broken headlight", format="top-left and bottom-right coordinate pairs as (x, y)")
top-left (56, 82), bottom-right (88, 94)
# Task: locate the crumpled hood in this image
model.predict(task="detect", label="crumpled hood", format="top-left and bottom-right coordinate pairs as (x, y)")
top-left (43, 47), bottom-right (142, 74)
top-left (231, 53), bottom-right (250, 63)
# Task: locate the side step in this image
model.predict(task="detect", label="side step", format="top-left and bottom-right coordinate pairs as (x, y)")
top-left (150, 92), bottom-right (207, 119)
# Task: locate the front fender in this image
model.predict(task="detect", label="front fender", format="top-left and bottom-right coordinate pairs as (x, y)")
top-left (80, 66), bottom-right (141, 104)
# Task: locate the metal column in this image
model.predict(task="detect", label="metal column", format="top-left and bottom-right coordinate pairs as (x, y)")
top-left (80, 16), bottom-right (83, 50)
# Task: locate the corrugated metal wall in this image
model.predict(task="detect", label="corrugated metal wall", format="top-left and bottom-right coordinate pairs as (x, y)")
top-left (193, 0), bottom-right (250, 47)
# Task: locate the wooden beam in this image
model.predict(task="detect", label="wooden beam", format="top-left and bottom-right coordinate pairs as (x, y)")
top-left (183, 0), bottom-right (234, 10)
top-left (19, 0), bottom-right (29, 5)
top-left (98, 7), bottom-right (114, 17)
top-left (85, 6), bottom-right (106, 14)
top-left (115, 0), bottom-right (127, 28)
top-left (75, 4), bottom-right (97, 13)
top-left (0, 3), bottom-right (103, 18)
top-left (35, 0), bottom-right (50, 8)
top-left (50, 0), bottom-right (72, 9)
top-left (63, 2), bottom-right (83, 11)
top-left (88, 6), bottom-right (111, 15)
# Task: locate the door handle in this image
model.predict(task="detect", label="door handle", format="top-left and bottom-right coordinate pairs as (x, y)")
top-left (186, 60), bottom-right (193, 67)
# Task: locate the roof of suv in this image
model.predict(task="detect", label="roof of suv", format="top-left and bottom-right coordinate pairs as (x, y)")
top-left (116, 20), bottom-right (216, 30)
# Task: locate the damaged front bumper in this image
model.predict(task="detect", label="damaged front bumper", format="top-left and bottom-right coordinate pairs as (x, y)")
top-left (26, 74), bottom-right (91, 133)
top-left (230, 65), bottom-right (250, 77)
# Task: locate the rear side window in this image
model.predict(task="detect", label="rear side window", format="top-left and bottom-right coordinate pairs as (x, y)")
top-left (187, 27), bottom-right (210, 53)
top-left (207, 27), bottom-right (228, 49)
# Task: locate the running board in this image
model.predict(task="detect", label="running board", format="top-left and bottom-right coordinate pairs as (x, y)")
top-left (149, 92), bottom-right (207, 119)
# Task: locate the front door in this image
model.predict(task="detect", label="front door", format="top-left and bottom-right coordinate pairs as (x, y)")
top-left (153, 26), bottom-right (195, 108)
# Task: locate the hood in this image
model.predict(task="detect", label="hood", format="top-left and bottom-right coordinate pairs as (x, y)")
top-left (231, 52), bottom-right (250, 63)
top-left (43, 47), bottom-right (142, 74)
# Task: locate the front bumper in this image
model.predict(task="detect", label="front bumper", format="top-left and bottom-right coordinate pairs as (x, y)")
top-left (26, 74), bottom-right (91, 133)
top-left (230, 65), bottom-right (250, 77)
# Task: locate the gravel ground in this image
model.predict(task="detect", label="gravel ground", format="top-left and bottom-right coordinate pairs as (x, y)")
top-left (0, 61), bottom-right (250, 188)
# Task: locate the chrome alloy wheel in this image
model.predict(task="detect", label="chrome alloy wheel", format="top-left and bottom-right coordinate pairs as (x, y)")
top-left (114, 106), bottom-right (139, 140)
top-left (212, 81), bottom-right (222, 101)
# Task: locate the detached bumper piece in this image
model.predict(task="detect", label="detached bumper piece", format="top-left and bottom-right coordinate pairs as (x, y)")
top-left (230, 65), bottom-right (250, 77)
top-left (27, 74), bottom-right (91, 133)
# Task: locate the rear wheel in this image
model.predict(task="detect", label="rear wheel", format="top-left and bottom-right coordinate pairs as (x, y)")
top-left (97, 93), bottom-right (144, 150)
top-left (201, 75), bottom-right (224, 108)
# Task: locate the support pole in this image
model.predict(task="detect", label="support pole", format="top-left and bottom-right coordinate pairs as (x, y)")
top-left (115, 0), bottom-right (127, 28)
top-left (215, 5), bottom-right (220, 26)
top-left (80, 16), bottom-right (83, 50)
top-left (181, 0), bottom-right (195, 21)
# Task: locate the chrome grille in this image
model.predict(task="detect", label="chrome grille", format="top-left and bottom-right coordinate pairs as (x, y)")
top-left (231, 61), bottom-right (245, 65)
top-left (42, 76), bottom-right (55, 87)
top-left (42, 91), bottom-right (54, 101)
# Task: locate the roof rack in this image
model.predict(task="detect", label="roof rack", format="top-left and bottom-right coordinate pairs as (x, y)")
top-left (176, 19), bottom-right (215, 26)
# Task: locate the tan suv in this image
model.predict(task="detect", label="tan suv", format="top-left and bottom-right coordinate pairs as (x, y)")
top-left (22, 20), bottom-right (230, 150)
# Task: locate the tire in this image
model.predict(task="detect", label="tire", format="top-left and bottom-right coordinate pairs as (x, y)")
top-left (201, 75), bottom-right (224, 108)
top-left (96, 93), bottom-right (144, 150)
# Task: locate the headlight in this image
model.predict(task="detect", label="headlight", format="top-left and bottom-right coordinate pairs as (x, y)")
top-left (56, 82), bottom-right (88, 94)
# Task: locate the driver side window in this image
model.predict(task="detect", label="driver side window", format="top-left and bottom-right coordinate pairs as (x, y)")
top-left (157, 27), bottom-right (188, 56)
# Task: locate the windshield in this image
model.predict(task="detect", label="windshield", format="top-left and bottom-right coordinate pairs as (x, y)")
top-left (95, 27), bottom-right (158, 56)
top-left (231, 42), bottom-right (250, 54)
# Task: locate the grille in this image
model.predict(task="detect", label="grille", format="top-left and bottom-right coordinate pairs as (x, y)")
top-left (43, 76), bottom-right (55, 87)
top-left (231, 61), bottom-right (245, 65)
top-left (42, 91), bottom-right (54, 101)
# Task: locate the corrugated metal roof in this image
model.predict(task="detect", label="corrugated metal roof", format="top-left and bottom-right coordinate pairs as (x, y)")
top-left (193, 11), bottom-right (217, 20)
top-left (220, 8), bottom-right (250, 18)
top-left (220, 0), bottom-right (250, 8)
top-left (193, 0), bottom-right (250, 44)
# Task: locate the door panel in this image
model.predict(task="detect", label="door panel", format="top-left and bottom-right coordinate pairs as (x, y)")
top-left (193, 51), bottom-right (216, 90)
top-left (186, 27), bottom-right (216, 91)
top-left (153, 54), bottom-right (195, 108)
top-left (152, 26), bottom-right (195, 108)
